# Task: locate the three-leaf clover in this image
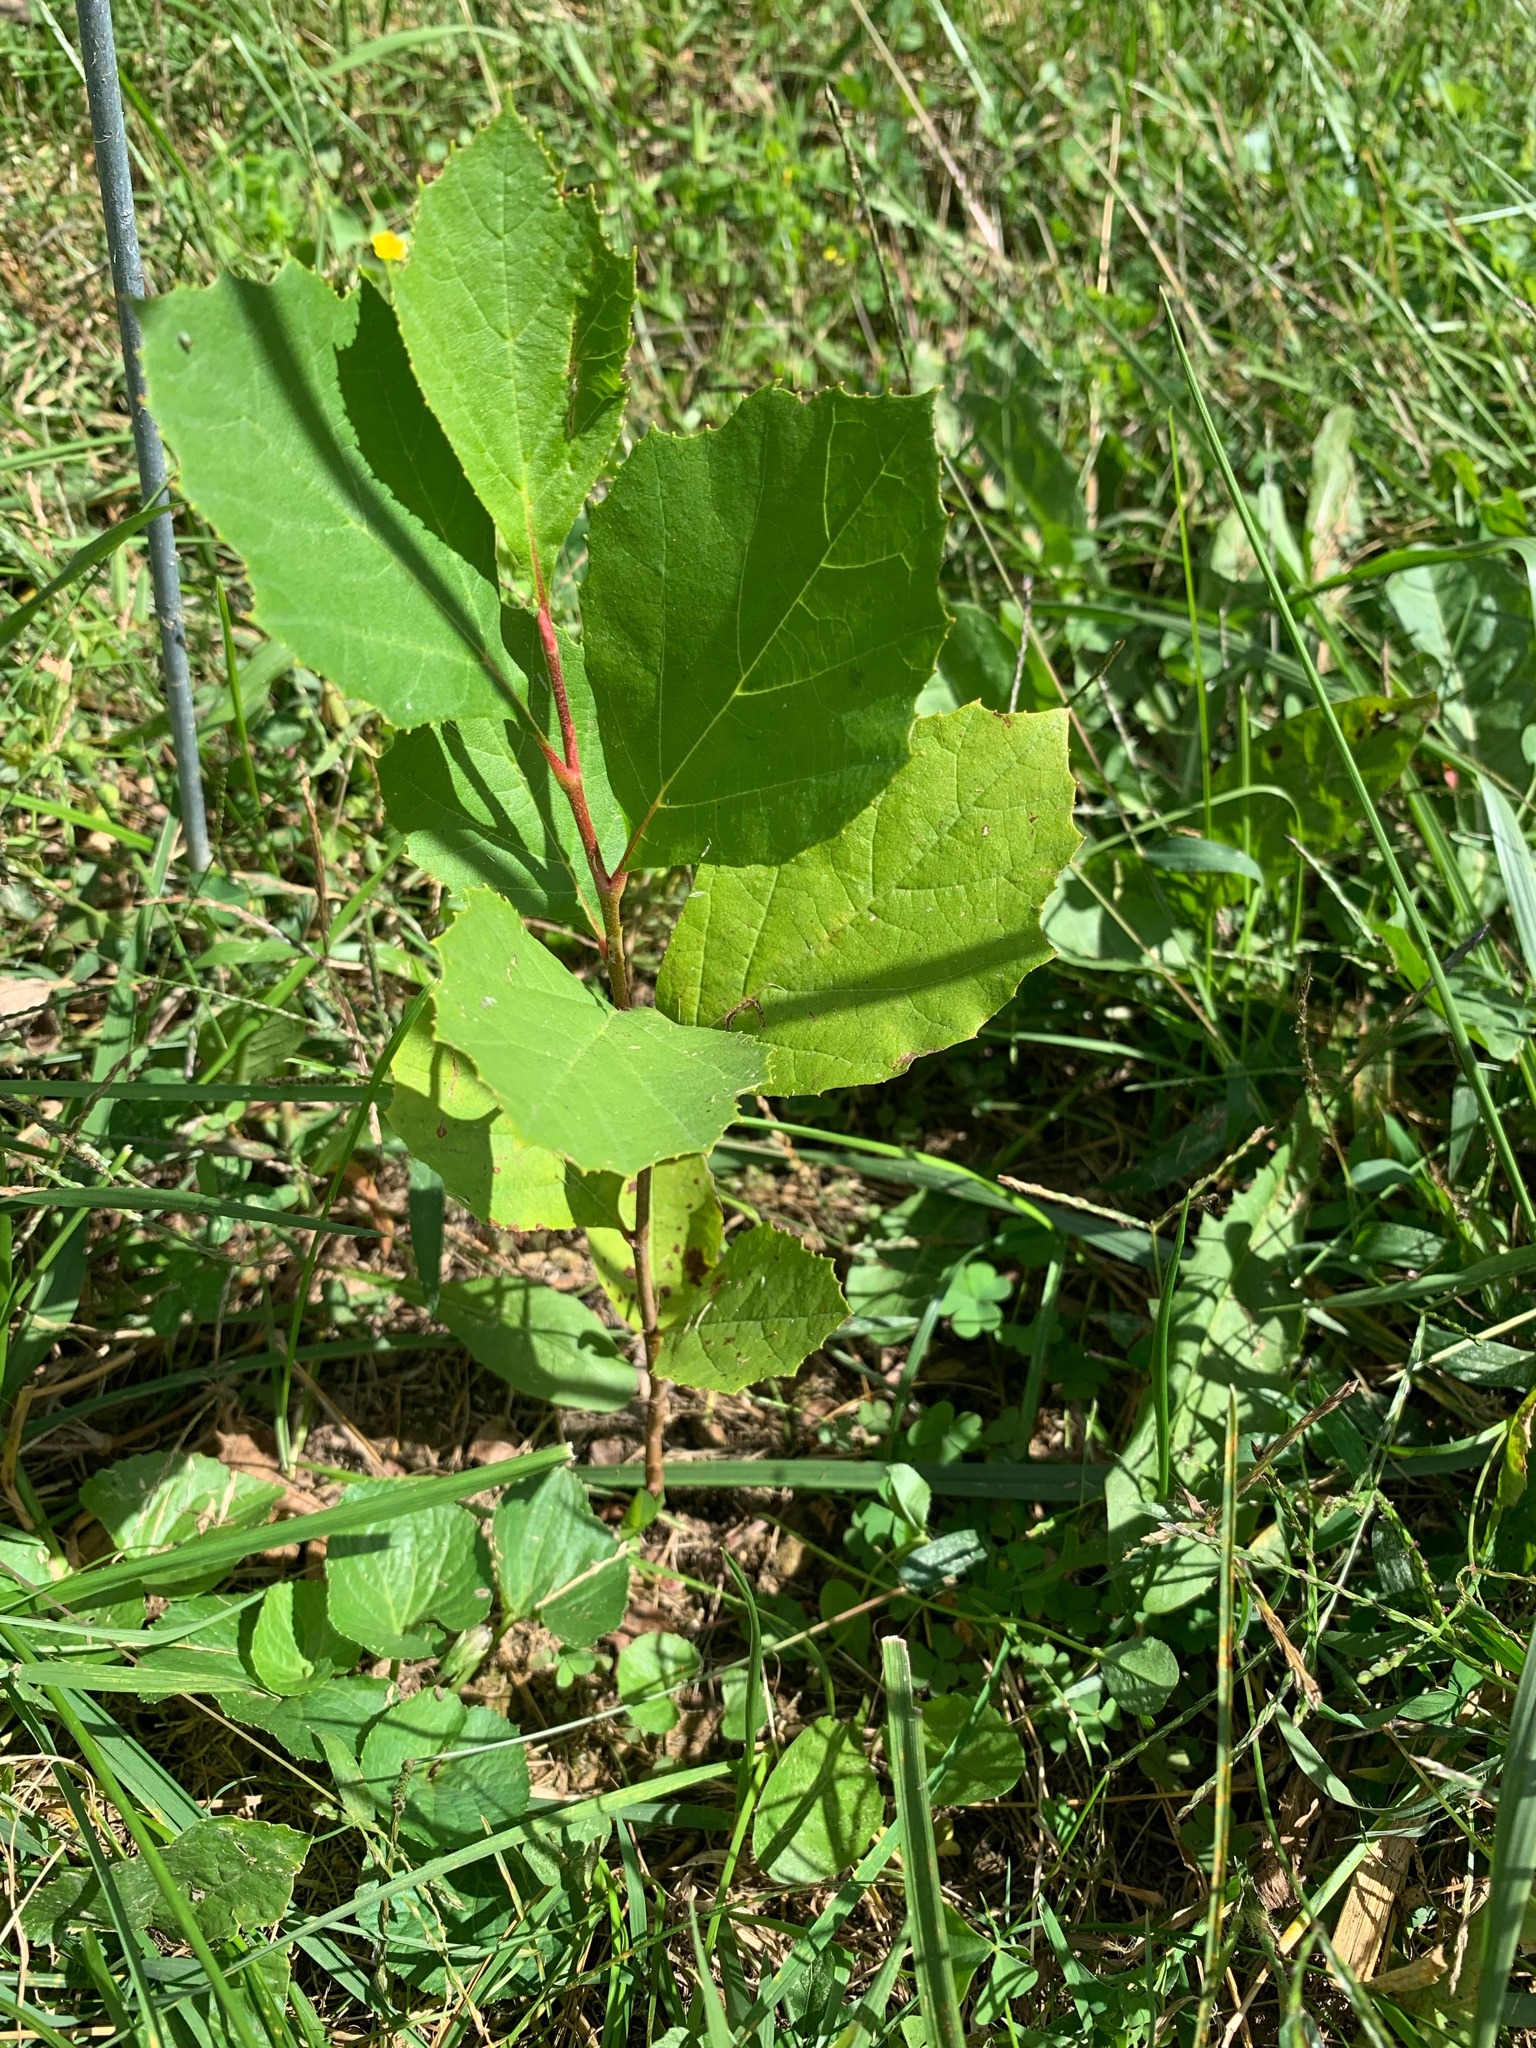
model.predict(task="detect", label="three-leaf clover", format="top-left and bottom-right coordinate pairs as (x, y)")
top-left (938, 1260), bottom-right (1015, 1337)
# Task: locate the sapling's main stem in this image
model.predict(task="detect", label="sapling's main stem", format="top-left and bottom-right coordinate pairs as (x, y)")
top-left (533, 603), bottom-right (630, 1008)
top-left (534, 579), bottom-right (665, 1495)
top-left (632, 1166), bottom-right (669, 1497)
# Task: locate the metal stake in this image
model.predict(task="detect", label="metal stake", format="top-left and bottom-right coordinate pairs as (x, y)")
top-left (74, 0), bottom-right (211, 872)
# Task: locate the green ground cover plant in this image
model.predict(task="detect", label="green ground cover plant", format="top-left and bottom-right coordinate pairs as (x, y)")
top-left (8, 2), bottom-right (1536, 2043)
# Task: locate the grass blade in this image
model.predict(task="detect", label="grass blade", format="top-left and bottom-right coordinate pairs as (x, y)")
top-left (2, 1443), bottom-right (570, 1612)
top-left (1482, 775), bottom-right (1536, 986)
top-left (687, 1904), bottom-right (733, 2048)
top-left (882, 1636), bottom-right (965, 2048)
top-left (1169, 310), bottom-right (1536, 1230)
top-left (1473, 1626), bottom-right (1536, 2048)
top-left (1152, 1193), bottom-right (1191, 1501)
top-left (0, 496), bottom-right (164, 653)
top-left (1192, 1390), bottom-right (1239, 2048)
top-left (582, 1457), bottom-right (1106, 1501)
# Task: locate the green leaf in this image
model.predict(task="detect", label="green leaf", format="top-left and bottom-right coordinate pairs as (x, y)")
top-left (957, 338), bottom-right (1084, 569)
top-left (542, 1557), bottom-right (630, 1649)
top-left (438, 1273), bottom-right (636, 1411)
top-left (1099, 1636), bottom-right (1181, 1717)
top-left (584, 386), bottom-right (949, 866)
top-left (248, 1580), bottom-right (359, 1697)
top-left (79, 1452), bottom-right (283, 1597)
top-left (752, 1718), bottom-right (884, 1885)
top-left (141, 266), bottom-right (521, 728)
top-left (660, 1224), bottom-right (847, 1394)
top-left (433, 889), bottom-right (765, 1175)
top-left (587, 1153), bottom-right (722, 1331)
top-left (1482, 776), bottom-right (1536, 986)
top-left (492, 1464), bottom-right (629, 1648)
top-left (939, 1259), bottom-right (1014, 1340)
top-left (226, 1674), bottom-right (392, 1764)
top-left (26, 1819), bottom-right (310, 1943)
top-left (1387, 550), bottom-right (1536, 784)
top-left (1275, 1707), bottom-right (1356, 1808)
top-left (393, 107), bottom-right (631, 586)
top-left (1210, 694), bottom-right (1434, 871)
top-left (1142, 836), bottom-right (1264, 884)
top-left (932, 601), bottom-right (1022, 712)
top-left (1040, 862), bottom-right (1199, 974)
top-left (386, 1006), bottom-right (624, 1231)
top-left (883, 1639), bottom-right (966, 2048)
top-left (358, 1692), bottom-right (530, 1850)
top-left (615, 1630), bottom-right (700, 1735)
top-left (656, 705), bottom-right (1077, 1092)
top-left (1473, 1621), bottom-right (1536, 2048)
top-left (1106, 1111), bottom-right (1319, 1603)
top-left (377, 619), bottom-right (625, 934)
top-left (326, 1484), bottom-right (492, 1659)
top-left (920, 1694), bottom-right (1025, 1805)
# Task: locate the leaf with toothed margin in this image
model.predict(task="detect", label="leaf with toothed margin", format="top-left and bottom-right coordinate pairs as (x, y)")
top-left (659, 1224), bottom-right (847, 1395)
top-left (656, 704), bottom-right (1079, 1093)
top-left (582, 385), bottom-right (949, 866)
top-left (325, 1484), bottom-right (493, 1660)
top-left (141, 265), bottom-right (525, 730)
top-left (393, 107), bottom-right (632, 587)
top-left (386, 1006), bottom-right (626, 1232)
top-left (432, 889), bottom-right (765, 1177)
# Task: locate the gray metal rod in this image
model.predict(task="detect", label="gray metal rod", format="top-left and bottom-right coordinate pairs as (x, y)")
top-left (74, 0), bottom-right (211, 873)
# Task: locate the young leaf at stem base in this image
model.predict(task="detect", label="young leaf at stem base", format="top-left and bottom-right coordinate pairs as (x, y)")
top-left (660, 1224), bottom-right (847, 1395)
top-left (386, 1006), bottom-right (623, 1230)
top-left (588, 1154), bottom-right (723, 1331)
top-left (656, 704), bottom-right (1079, 1091)
top-left (433, 889), bottom-right (765, 1176)
top-left (583, 385), bottom-right (949, 866)
top-left (437, 1273), bottom-right (637, 1412)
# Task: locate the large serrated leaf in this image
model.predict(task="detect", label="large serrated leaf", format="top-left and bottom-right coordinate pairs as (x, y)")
top-left (326, 1484), bottom-right (492, 1658)
top-left (661, 1224), bottom-right (847, 1395)
top-left (386, 1006), bottom-right (624, 1231)
top-left (379, 619), bottom-right (625, 933)
top-left (79, 1452), bottom-right (283, 1598)
top-left (142, 267), bottom-right (523, 729)
top-left (657, 704), bottom-right (1079, 1091)
top-left (433, 889), bottom-right (765, 1175)
top-left (394, 107), bottom-right (632, 585)
top-left (584, 386), bottom-right (949, 866)
top-left (438, 1273), bottom-right (636, 1411)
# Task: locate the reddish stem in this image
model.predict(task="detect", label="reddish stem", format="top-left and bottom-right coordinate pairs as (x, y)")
top-left (534, 580), bottom-right (662, 1487)
top-left (535, 597), bottom-right (629, 1007)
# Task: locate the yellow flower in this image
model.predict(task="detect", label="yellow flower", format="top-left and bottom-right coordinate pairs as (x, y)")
top-left (371, 229), bottom-right (408, 264)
